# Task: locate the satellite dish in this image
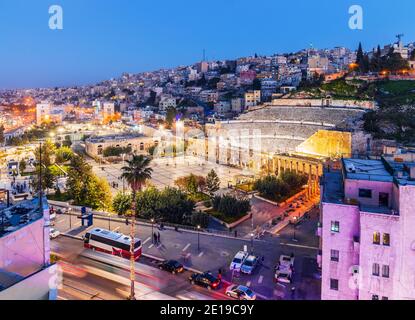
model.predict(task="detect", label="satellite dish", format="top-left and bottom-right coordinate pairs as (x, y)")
top-left (10, 215), bottom-right (21, 226)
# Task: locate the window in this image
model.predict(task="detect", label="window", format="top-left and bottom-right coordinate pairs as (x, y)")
top-left (330, 279), bottom-right (339, 291)
top-left (331, 221), bottom-right (340, 233)
top-left (383, 233), bottom-right (390, 246)
top-left (359, 188), bottom-right (372, 198)
top-left (330, 250), bottom-right (340, 262)
top-left (372, 263), bottom-right (380, 276)
top-left (382, 265), bottom-right (390, 278)
top-left (372, 295), bottom-right (379, 300)
top-left (379, 192), bottom-right (389, 207)
top-left (373, 232), bottom-right (380, 245)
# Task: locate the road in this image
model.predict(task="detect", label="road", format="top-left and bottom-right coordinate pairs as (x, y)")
top-left (52, 237), bottom-right (233, 301)
top-left (52, 208), bottom-right (321, 300)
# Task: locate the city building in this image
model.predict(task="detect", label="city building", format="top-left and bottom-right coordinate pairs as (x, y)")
top-left (85, 133), bottom-right (155, 157)
top-left (36, 102), bottom-right (51, 125)
top-left (319, 157), bottom-right (415, 300)
top-left (0, 197), bottom-right (57, 300)
top-left (244, 90), bottom-right (261, 108)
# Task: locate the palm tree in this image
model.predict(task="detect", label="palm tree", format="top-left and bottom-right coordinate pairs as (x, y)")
top-left (121, 155), bottom-right (153, 300)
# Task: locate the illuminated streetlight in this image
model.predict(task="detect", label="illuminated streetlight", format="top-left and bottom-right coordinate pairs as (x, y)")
top-left (197, 225), bottom-right (201, 252)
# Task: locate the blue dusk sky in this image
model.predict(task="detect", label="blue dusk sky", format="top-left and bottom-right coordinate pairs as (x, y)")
top-left (0, 0), bottom-right (413, 89)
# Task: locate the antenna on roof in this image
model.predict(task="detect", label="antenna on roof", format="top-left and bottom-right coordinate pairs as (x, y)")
top-left (396, 34), bottom-right (404, 43)
top-left (203, 49), bottom-right (206, 62)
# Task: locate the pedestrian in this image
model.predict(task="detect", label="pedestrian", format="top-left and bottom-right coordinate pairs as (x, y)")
top-left (234, 230), bottom-right (237, 238)
top-left (153, 232), bottom-right (157, 244)
top-left (218, 268), bottom-right (222, 281)
top-left (158, 232), bottom-right (161, 244)
top-left (291, 286), bottom-right (296, 299)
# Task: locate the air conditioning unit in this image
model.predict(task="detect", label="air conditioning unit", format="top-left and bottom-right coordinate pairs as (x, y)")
top-left (351, 265), bottom-right (360, 274)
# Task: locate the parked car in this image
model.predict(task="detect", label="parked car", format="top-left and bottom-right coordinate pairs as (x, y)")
top-left (189, 272), bottom-right (221, 290)
top-left (241, 255), bottom-right (258, 274)
top-left (158, 260), bottom-right (184, 274)
top-left (275, 255), bottom-right (295, 284)
top-left (225, 285), bottom-right (257, 300)
top-left (230, 251), bottom-right (249, 271)
top-left (49, 228), bottom-right (60, 239)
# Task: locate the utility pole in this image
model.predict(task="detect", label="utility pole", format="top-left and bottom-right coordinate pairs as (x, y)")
top-left (129, 195), bottom-right (136, 300)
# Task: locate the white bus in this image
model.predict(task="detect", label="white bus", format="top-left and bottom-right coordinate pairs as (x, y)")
top-left (83, 228), bottom-right (142, 260)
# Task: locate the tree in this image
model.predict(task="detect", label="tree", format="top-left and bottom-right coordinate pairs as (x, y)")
top-left (212, 195), bottom-right (251, 217)
top-left (356, 42), bottom-right (369, 73)
top-left (165, 107), bottom-right (177, 128)
top-left (55, 146), bottom-right (74, 164)
top-left (174, 174), bottom-right (206, 194)
top-left (112, 192), bottom-right (132, 216)
top-left (35, 139), bottom-right (56, 167)
top-left (0, 125), bottom-right (5, 146)
top-left (120, 154), bottom-right (153, 300)
top-left (19, 159), bottom-right (27, 174)
top-left (206, 169), bottom-right (220, 196)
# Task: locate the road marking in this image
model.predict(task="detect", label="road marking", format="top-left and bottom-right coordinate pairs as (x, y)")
top-left (148, 244), bottom-right (154, 249)
top-left (57, 219), bottom-right (65, 224)
top-left (182, 243), bottom-right (191, 252)
top-left (246, 281), bottom-right (251, 287)
top-left (142, 237), bottom-right (151, 245)
top-left (198, 251), bottom-right (204, 257)
top-left (113, 226), bottom-right (120, 232)
top-left (279, 243), bottom-right (319, 250)
top-left (258, 275), bottom-right (264, 284)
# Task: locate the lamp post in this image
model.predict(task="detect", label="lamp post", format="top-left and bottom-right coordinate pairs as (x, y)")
top-left (121, 153), bottom-right (126, 194)
top-left (151, 218), bottom-right (155, 243)
top-left (292, 217), bottom-right (298, 242)
top-left (250, 232), bottom-right (254, 254)
top-left (197, 225), bottom-right (201, 252)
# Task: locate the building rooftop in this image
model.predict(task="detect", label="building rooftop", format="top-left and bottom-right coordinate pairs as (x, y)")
top-left (86, 133), bottom-right (144, 144)
top-left (343, 159), bottom-right (393, 183)
top-left (0, 197), bottom-right (46, 239)
top-left (322, 171), bottom-right (345, 205)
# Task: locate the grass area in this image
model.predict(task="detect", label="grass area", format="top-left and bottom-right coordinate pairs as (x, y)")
top-left (47, 192), bottom-right (72, 202)
top-left (206, 209), bottom-right (248, 224)
top-left (258, 188), bottom-right (303, 204)
top-left (187, 192), bottom-right (210, 203)
top-left (235, 183), bottom-right (254, 193)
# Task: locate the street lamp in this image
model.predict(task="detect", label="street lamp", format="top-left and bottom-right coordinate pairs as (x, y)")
top-left (250, 232), bottom-right (254, 254)
top-left (151, 218), bottom-right (155, 243)
top-left (292, 217), bottom-right (298, 242)
top-left (121, 153), bottom-right (126, 194)
top-left (197, 225), bottom-right (201, 252)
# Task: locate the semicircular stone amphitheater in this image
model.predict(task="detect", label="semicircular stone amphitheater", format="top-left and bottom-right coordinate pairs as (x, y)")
top-left (212, 105), bottom-right (367, 155)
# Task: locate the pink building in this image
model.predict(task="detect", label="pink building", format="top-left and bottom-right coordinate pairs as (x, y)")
top-left (0, 197), bottom-right (56, 300)
top-left (319, 157), bottom-right (415, 300)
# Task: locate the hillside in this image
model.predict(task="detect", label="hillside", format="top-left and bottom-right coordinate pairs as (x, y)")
top-left (293, 78), bottom-right (415, 144)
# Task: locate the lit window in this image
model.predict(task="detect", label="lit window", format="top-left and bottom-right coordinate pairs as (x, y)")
top-left (383, 233), bottom-right (390, 246)
top-left (331, 221), bottom-right (340, 233)
top-left (372, 263), bottom-right (380, 276)
top-left (330, 279), bottom-right (339, 291)
top-left (330, 250), bottom-right (340, 262)
top-left (382, 265), bottom-right (390, 278)
top-left (373, 232), bottom-right (380, 245)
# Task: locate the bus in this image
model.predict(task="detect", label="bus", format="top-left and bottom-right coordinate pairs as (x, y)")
top-left (83, 228), bottom-right (142, 260)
